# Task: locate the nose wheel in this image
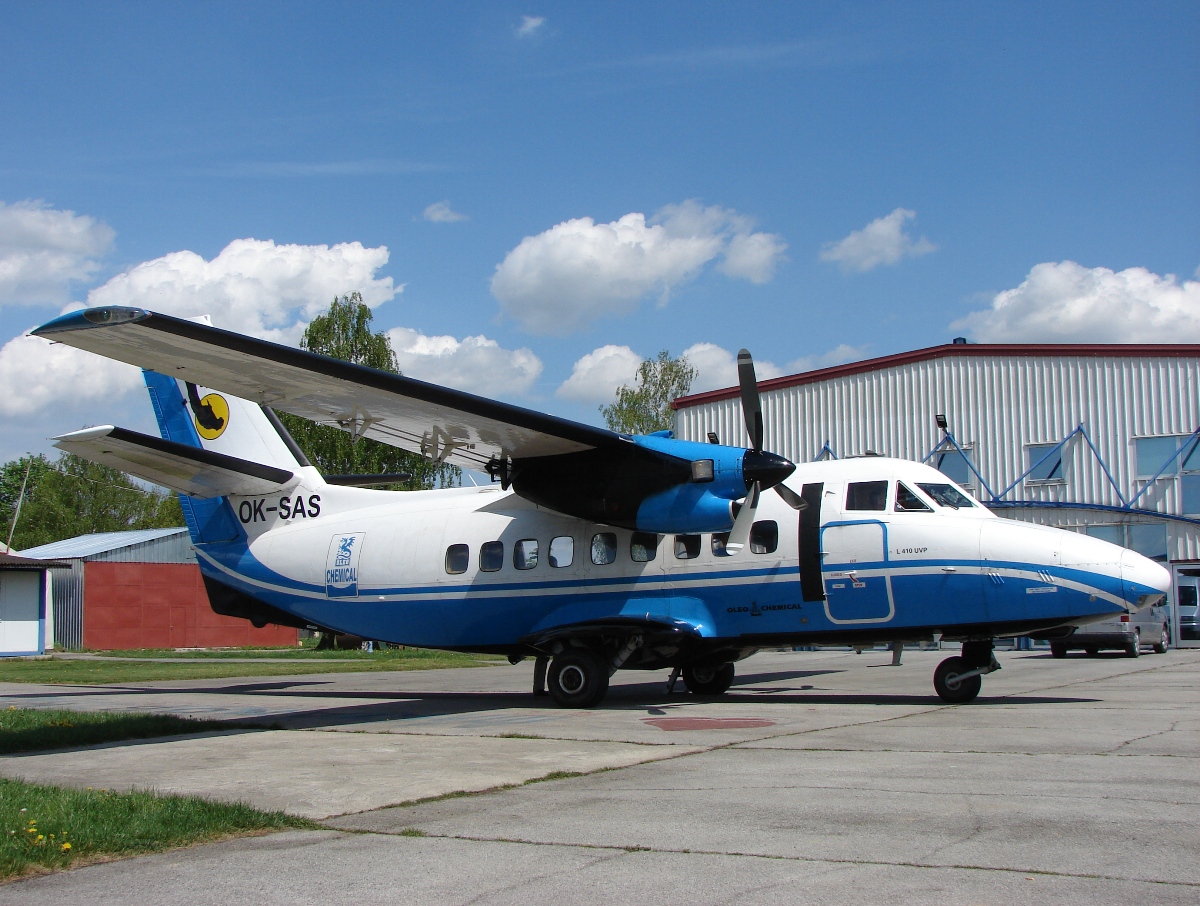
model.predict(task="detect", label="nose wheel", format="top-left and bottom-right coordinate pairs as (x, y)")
top-left (933, 641), bottom-right (999, 704)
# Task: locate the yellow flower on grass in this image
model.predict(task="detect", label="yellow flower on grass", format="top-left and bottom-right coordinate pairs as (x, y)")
top-left (61, 843), bottom-right (71, 852)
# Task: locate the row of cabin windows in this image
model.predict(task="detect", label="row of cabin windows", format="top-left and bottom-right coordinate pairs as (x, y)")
top-left (844, 480), bottom-right (975, 513)
top-left (444, 521), bottom-right (780, 576)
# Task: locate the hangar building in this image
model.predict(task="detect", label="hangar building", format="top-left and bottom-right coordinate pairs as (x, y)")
top-left (673, 342), bottom-right (1200, 648)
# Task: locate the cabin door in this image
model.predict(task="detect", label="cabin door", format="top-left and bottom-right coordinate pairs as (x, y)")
top-left (821, 521), bottom-right (894, 623)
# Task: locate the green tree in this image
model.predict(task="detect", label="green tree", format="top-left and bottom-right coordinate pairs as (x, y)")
top-left (600, 350), bottom-right (698, 436)
top-left (277, 293), bottom-right (458, 489)
top-left (0, 453), bottom-right (183, 551)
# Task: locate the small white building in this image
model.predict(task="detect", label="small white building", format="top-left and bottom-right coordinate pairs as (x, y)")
top-left (673, 341), bottom-right (1200, 647)
top-left (0, 552), bottom-right (67, 656)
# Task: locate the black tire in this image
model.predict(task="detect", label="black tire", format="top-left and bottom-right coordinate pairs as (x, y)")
top-left (1126, 631), bottom-right (1141, 658)
top-left (1050, 643), bottom-right (1067, 659)
top-left (1153, 626), bottom-right (1169, 654)
top-left (933, 656), bottom-right (982, 704)
top-left (547, 650), bottom-right (609, 708)
top-left (683, 662), bottom-right (735, 696)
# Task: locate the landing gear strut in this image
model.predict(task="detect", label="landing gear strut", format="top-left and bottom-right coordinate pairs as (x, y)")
top-left (933, 640), bottom-right (999, 704)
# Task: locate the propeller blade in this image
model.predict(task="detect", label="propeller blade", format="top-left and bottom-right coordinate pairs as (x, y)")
top-left (774, 483), bottom-right (808, 510)
top-left (737, 348), bottom-right (763, 452)
top-left (725, 481), bottom-right (761, 554)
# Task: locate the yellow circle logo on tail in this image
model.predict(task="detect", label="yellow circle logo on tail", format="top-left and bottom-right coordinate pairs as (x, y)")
top-left (194, 393), bottom-right (230, 440)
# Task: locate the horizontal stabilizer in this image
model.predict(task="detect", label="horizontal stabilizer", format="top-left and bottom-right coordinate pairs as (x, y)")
top-left (53, 426), bottom-right (296, 498)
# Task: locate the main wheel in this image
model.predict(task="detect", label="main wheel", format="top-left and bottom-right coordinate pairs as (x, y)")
top-left (933, 656), bottom-right (982, 704)
top-left (1125, 631), bottom-right (1141, 658)
top-left (546, 650), bottom-right (609, 708)
top-left (1050, 643), bottom-right (1067, 659)
top-left (683, 662), bottom-right (735, 696)
top-left (1153, 626), bottom-right (1169, 654)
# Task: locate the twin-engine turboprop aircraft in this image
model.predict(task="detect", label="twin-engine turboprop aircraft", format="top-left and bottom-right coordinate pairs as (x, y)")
top-left (34, 307), bottom-right (1170, 705)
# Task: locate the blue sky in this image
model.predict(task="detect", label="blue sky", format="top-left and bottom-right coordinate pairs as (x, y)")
top-left (1, 2), bottom-right (1197, 461)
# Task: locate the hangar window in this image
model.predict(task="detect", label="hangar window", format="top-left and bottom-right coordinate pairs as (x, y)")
top-left (1085, 524), bottom-right (1124, 546)
top-left (445, 544), bottom-right (469, 575)
top-left (591, 532), bottom-right (617, 566)
top-left (1128, 523), bottom-right (1168, 563)
top-left (674, 534), bottom-right (702, 559)
top-left (1135, 435), bottom-right (1197, 479)
top-left (1026, 443), bottom-right (1064, 482)
top-left (895, 483), bottom-right (932, 512)
top-left (548, 536), bottom-right (573, 568)
top-left (630, 532), bottom-right (659, 562)
top-left (750, 521), bottom-right (778, 554)
top-left (480, 541), bottom-right (504, 572)
top-left (846, 481), bottom-right (888, 511)
top-left (1184, 475), bottom-right (1200, 517)
top-left (936, 449), bottom-right (972, 486)
top-left (513, 539), bottom-right (538, 570)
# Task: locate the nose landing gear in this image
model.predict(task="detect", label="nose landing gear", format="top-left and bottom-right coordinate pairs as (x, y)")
top-left (933, 640), bottom-right (999, 704)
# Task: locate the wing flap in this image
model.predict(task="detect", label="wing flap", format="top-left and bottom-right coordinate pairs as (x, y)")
top-left (53, 426), bottom-right (296, 498)
top-left (34, 309), bottom-right (618, 469)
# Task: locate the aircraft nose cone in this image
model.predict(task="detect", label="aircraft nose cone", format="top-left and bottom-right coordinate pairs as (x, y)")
top-left (1121, 548), bottom-right (1171, 608)
top-left (742, 449), bottom-right (795, 491)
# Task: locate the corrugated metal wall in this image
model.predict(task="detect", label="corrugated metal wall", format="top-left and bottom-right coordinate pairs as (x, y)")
top-left (675, 351), bottom-right (1200, 562)
top-left (87, 533), bottom-right (196, 564)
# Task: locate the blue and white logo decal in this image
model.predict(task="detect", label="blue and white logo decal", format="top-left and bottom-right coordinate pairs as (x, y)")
top-left (326, 532), bottom-right (365, 598)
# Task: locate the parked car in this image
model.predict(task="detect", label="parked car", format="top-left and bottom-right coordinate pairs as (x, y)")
top-left (1050, 601), bottom-right (1170, 658)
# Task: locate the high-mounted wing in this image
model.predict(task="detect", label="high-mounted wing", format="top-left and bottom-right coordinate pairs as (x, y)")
top-left (34, 307), bottom-right (616, 472)
top-left (35, 307), bottom-right (795, 533)
top-left (54, 426), bottom-right (295, 498)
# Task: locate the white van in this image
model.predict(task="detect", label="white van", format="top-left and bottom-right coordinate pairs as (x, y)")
top-left (1050, 601), bottom-right (1170, 658)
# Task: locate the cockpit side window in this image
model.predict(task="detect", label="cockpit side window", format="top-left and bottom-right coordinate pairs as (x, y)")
top-left (917, 483), bottom-right (976, 508)
top-left (895, 483), bottom-right (932, 512)
top-left (846, 480), bottom-right (888, 511)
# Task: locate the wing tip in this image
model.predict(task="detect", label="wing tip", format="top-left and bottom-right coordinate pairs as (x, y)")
top-left (33, 307), bottom-right (151, 338)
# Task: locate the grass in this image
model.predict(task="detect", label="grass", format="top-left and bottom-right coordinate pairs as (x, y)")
top-left (0, 648), bottom-right (501, 685)
top-left (0, 778), bottom-right (316, 881)
top-left (0, 707), bottom-right (254, 756)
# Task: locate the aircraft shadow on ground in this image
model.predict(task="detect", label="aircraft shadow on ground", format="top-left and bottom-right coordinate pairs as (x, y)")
top-left (0, 667), bottom-right (1101, 736)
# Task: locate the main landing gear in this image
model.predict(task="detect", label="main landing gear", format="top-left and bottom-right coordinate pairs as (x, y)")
top-left (531, 646), bottom-right (738, 708)
top-left (933, 640), bottom-right (999, 704)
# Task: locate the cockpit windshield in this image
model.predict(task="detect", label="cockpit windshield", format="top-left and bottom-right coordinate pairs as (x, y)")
top-left (916, 483), bottom-right (975, 509)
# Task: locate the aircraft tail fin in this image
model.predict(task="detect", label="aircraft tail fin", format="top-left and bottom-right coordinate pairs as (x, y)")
top-left (135, 369), bottom-right (318, 544)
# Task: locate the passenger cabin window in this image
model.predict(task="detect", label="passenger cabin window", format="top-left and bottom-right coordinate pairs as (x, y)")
top-left (674, 534), bottom-right (701, 559)
top-left (750, 520), bottom-right (778, 554)
top-left (513, 539), bottom-right (538, 570)
top-left (480, 541), bottom-right (504, 572)
top-left (548, 536), bottom-right (573, 568)
top-left (445, 544), bottom-right (469, 575)
top-left (917, 483), bottom-right (975, 508)
top-left (846, 480), bottom-right (888, 511)
top-left (591, 532), bottom-right (617, 566)
top-left (936, 449), bottom-right (972, 486)
top-left (895, 483), bottom-right (932, 512)
top-left (630, 532), bottom-right (659, 562)
top-left (711, 532), bottom-right (731, 557)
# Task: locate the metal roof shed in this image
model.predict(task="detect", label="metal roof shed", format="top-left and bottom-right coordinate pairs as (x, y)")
top-left (21, 528), bottom-right (195, 650)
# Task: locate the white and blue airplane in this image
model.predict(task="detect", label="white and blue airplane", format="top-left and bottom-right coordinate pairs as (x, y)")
top-left (34, 306), bottom-right (1171, 705)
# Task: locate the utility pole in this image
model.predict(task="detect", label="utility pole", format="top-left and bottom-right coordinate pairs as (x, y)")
top-left (6, 461), bottom-right (32, 551)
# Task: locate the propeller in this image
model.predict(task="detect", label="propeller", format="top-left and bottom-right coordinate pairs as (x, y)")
top-left (725, 349), bottom-right (804, 553)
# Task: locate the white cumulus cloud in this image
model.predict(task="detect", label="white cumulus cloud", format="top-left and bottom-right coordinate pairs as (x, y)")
top-left (386, 327), bottom-right (542, 397)
top-left (0, 237), bottom-right (399, 419)
top-left (820, 208), bottom-right (936, 273)
top-left (556, 345), bottom-right (643, 405)
top-left (491, 200), bottom-right (786, 335)
top-left (954, 260), bottom-right (1200, 343)
top-left (423, 201), bottom-right (469, 223)
top-left (682, 343), bottom-right (784, 394)
top-left (0, 200), bottom-right (115, 306)
top-left (517, 15), bottom-right (545, 38)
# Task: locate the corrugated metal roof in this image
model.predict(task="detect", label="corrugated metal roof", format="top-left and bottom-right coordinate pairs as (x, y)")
top-left (19, 527), bottom-right (189, 560)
